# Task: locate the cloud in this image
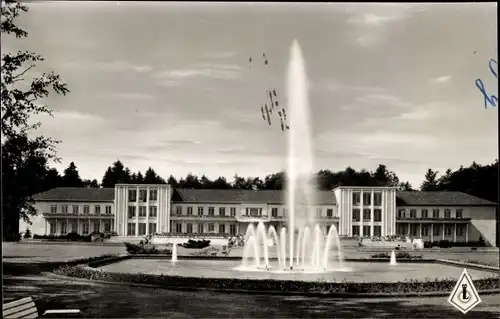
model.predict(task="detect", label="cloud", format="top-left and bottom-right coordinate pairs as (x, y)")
top-left (105, 92), bottom-right (155, 100)
top-left (94, 60), bottom-right (152, 73)
top-left (348, 13), bottom-right (402, 27)
top-left (153, 63), bottom-right (243, 87)
top-left (430, 75), bottom-right (452, 84)
top-left (316, 80), bottom-right (385, 94)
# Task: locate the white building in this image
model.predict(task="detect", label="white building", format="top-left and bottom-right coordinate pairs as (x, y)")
top-left (21, 184), bottom-right (498, 246)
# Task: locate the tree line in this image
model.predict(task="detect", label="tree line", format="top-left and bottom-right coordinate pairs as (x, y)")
top-left (44, 160), bottom-right (499, 205)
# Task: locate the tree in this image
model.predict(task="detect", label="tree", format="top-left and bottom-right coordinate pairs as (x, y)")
top-left (167, 175), bottom-right (178, 187)
top-left (398, 181), bottom-right (414, 191)
top-left (101, 160), bottom-right (131, 187)
top-left (42, 167), bottom-right (63, 191)
top-left (83, 179), bottom-right (100, 188)
top-left (62, 162), bottom-right (83, 187)
top-left (421, 168), bottom-right (439, 191)
top-left (1, 1), bottom-right (69, 240)
top-left (144, 167), bottom-right (166, 184)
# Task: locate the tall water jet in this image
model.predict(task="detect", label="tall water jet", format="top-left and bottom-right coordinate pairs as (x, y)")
top-left (390, 250), bottom-right (397, 266)
top-left (171, 242), bottom-right (178, 262)
top-left (286, 39), bottom-right (316, 268)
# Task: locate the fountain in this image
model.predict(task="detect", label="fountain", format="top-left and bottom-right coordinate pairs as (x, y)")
top-left (389, 250), bottom-right (397, 266)
top-left (171, 242), bottom-right (178, 262)
top-left (239, 40), bottom-right (344, 273)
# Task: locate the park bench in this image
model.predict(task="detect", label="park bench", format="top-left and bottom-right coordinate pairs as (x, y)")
top-left (3, 297), bottom-right (82, 318)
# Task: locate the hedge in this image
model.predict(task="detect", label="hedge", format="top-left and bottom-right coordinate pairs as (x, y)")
top-left (371, 252), bottom-right (422, 259)
top-left (54, 264), bottom-right (499, 294)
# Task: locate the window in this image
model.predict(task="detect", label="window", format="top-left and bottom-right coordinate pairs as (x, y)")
top-left (445, 226), bottom-right (452, 236)
top-left (352, 209), bottom-right (360, 221)
top-left (197, 223), bottom-right (204, 233)
top-left (363, 226), bottom-right (371, 237)
top-left (62, 205), bottom-right (68, 214)
top-left (149, 206), bottom-right (157, 218)
top-left (410, 209), bottom-right (417, 218)
top-left (128, 206), bottom-right (136, 218)
top-left (316, 208), bottom-right (322, 217)
top-left (71, 223), bottom-right (77, 233)
top-left (149, 189), bottom-right (158, 201)
top-left (128, 189), bottom-right (137, 202)
top-left (139, 189), bottom-right (147, 202)
top-left (444, 209), bottom-right (451, 219)
top-left (50, 205), bottom-right (57, 213)
top-left (230, 224), bottom-right (237, 235)
top-left (61, 221), bottom-right (67, 234)
top-left (283, 208), bottom-right (287, 217)
top-left (327, 209), bottom-right (333, 217)
top-left (352, 192), bottom-right (361, 205)
top-left (422, 226), bottom-right (429, 236)
top-left (271, 208), bottom-right (278, 217)
top-left (186, 223), bottom-right (193, 234)
top-left (363, 192), bottom-right (371, 206)
top-left (410, 225), bottom-right (418, 236)
top-left (208, 207), bottom-right (215, 216)
top-left (208, 223), bottom-right (215, 232)
top-left (104, 222), bottom-right (111, 232)
top-left (127, 223), bottom-right (136, 236)
top-left (187, 206), bottom-right (193, 215)
top-left (374, 226), bottom-right (381, 237)
top-left (247, 208), bottom-right (262, 217)
top-left (219, 207), bottom-right (226, 216)
top-left (352, 225), bottom-right (360, 236)
top-left (421, 209), bottom-right (428, 219)
top-left (95, 205), bottom-right (101, 215)
top-left (374, 209), bottom-right (382, 222)
top-left (230, 207), bottom-right (236, 217)
top-left (397, 209), bottom-right (405, 219)
top-left (139, 206), bottom-right (147, 217)
top-left (374, 192), bottom-right (382, 206)
top-left (363, 209), bottom-right (371, 220)
top-left (219, 224), bottom-right (226, 234)
top-left (105, 205), bottom-right (112, 215)
top-left (197, 207), bottom-right (204, 216)
top-left (433, 225), bottom-right (440, 236)
top-left (83, 222), bottom-right (89, 235)
top-left (457, 225), bottom-right (464, 236)
top-left (73, 205), bottom-right (79, 214)
top-left (94, 222), bottom-right (100, 233)
top-left (456, 209), bottom-right (463, 218)
top-left (175, 223), bottom-right (182, 233)
top-left (137, 223), bottom-right (145, 235)
top-left (148, 223), bottom-right (156, 234)
top-left (433, 209), bottom-right (440, 218)
top-left (176, 206), bottom-right (182, 215)
top-left (83, 205), bottom-right (89, 214)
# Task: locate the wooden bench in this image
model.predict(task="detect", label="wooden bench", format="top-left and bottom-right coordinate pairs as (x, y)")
top-left (3, 297), bottom-right (82, 318)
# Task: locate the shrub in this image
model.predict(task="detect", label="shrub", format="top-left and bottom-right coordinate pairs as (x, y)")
top-left (55, 265), bottom-right (499, 294)
top-left (370, 252), bottom-right (422, 259)
top-left (124, 242), bottom-right (171, 255)
top-left (23, 228), bottom-right (32, 239)
top-left (4, 232), bottom-right (22, 242)
top-left (181, 239), bottom-right (211, 249)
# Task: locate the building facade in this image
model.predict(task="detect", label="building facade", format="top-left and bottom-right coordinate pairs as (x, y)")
top-left (22, 184), bottom-right (498, 246)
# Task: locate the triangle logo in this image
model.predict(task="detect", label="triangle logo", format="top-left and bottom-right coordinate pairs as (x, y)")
top-left (447, 268), bottom-right (482, 314)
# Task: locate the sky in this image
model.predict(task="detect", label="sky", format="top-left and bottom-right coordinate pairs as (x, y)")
top-left (3, 2), bottom-right (498, 188)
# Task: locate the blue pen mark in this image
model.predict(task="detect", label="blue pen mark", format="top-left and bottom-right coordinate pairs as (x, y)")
top-left (476, 58), bottom-right (498, 109)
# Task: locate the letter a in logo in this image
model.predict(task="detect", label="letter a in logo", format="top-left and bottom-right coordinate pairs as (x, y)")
top-left (448, 268), bottom-right (482, 314)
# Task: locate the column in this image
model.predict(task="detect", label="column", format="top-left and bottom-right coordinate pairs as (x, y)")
top-left (453, 224), bottom-right (457, 243)
top-left (99, 218), bottom-right (103, 233)
top-left (431, 224), bottom-right (434, 242)
top-left (66, 218), bottom-right (69, 234)
top-left (55, 218), bottom-right (58, 235)
top-left (359, 192), bottom-right (364, 237)
top-left (407, 223), bottom-right (410, 236)
top-left (77, 218), bottom-right (80, 234)
top-left (465, 223), bottom-right (469, 243)
top-left (146, 186), bottom-right (150, 235)
top-left (442, 224), bottom-right (445, 240)
top-left (419, 223), bottom-right (422, 238)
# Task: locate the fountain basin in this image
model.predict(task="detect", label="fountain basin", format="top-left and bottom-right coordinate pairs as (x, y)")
top-left (96, 258), bottom-right (495, 283)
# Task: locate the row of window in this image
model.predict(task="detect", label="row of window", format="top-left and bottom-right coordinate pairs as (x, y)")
top-left (128, 206), bottom-right (158, 218)
top-left (174, 206), bottom-right (338, 218)
top-left (50, 204), bottom-right (112, 215)
top-left (352, 209), bottom-right (383, 222)
top-left (172, 223), bottom-right (237, 235)
top-left (49, 221), bottom-right (112, 235)
top-left (396, 224), bottom-right (466, 237)
top-left (128, 189), bottom-right (158, 202)
top-left (397, 208), bottom-right (463, 219)
top-left (352, 225), bottom-right (382, 237)
top-left (352, 192), bottom-right (383, 206)
top-left (127, 222), bottom-right (157, 236)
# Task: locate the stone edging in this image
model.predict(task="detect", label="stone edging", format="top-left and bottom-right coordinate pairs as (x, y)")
top-left (434, 259), bottom-right (500, 273)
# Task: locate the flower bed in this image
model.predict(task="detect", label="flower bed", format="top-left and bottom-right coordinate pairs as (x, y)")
top-left (371, 252), bottom-right (422, 259)
top-left (54, 263), bottom-right (499, 295)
